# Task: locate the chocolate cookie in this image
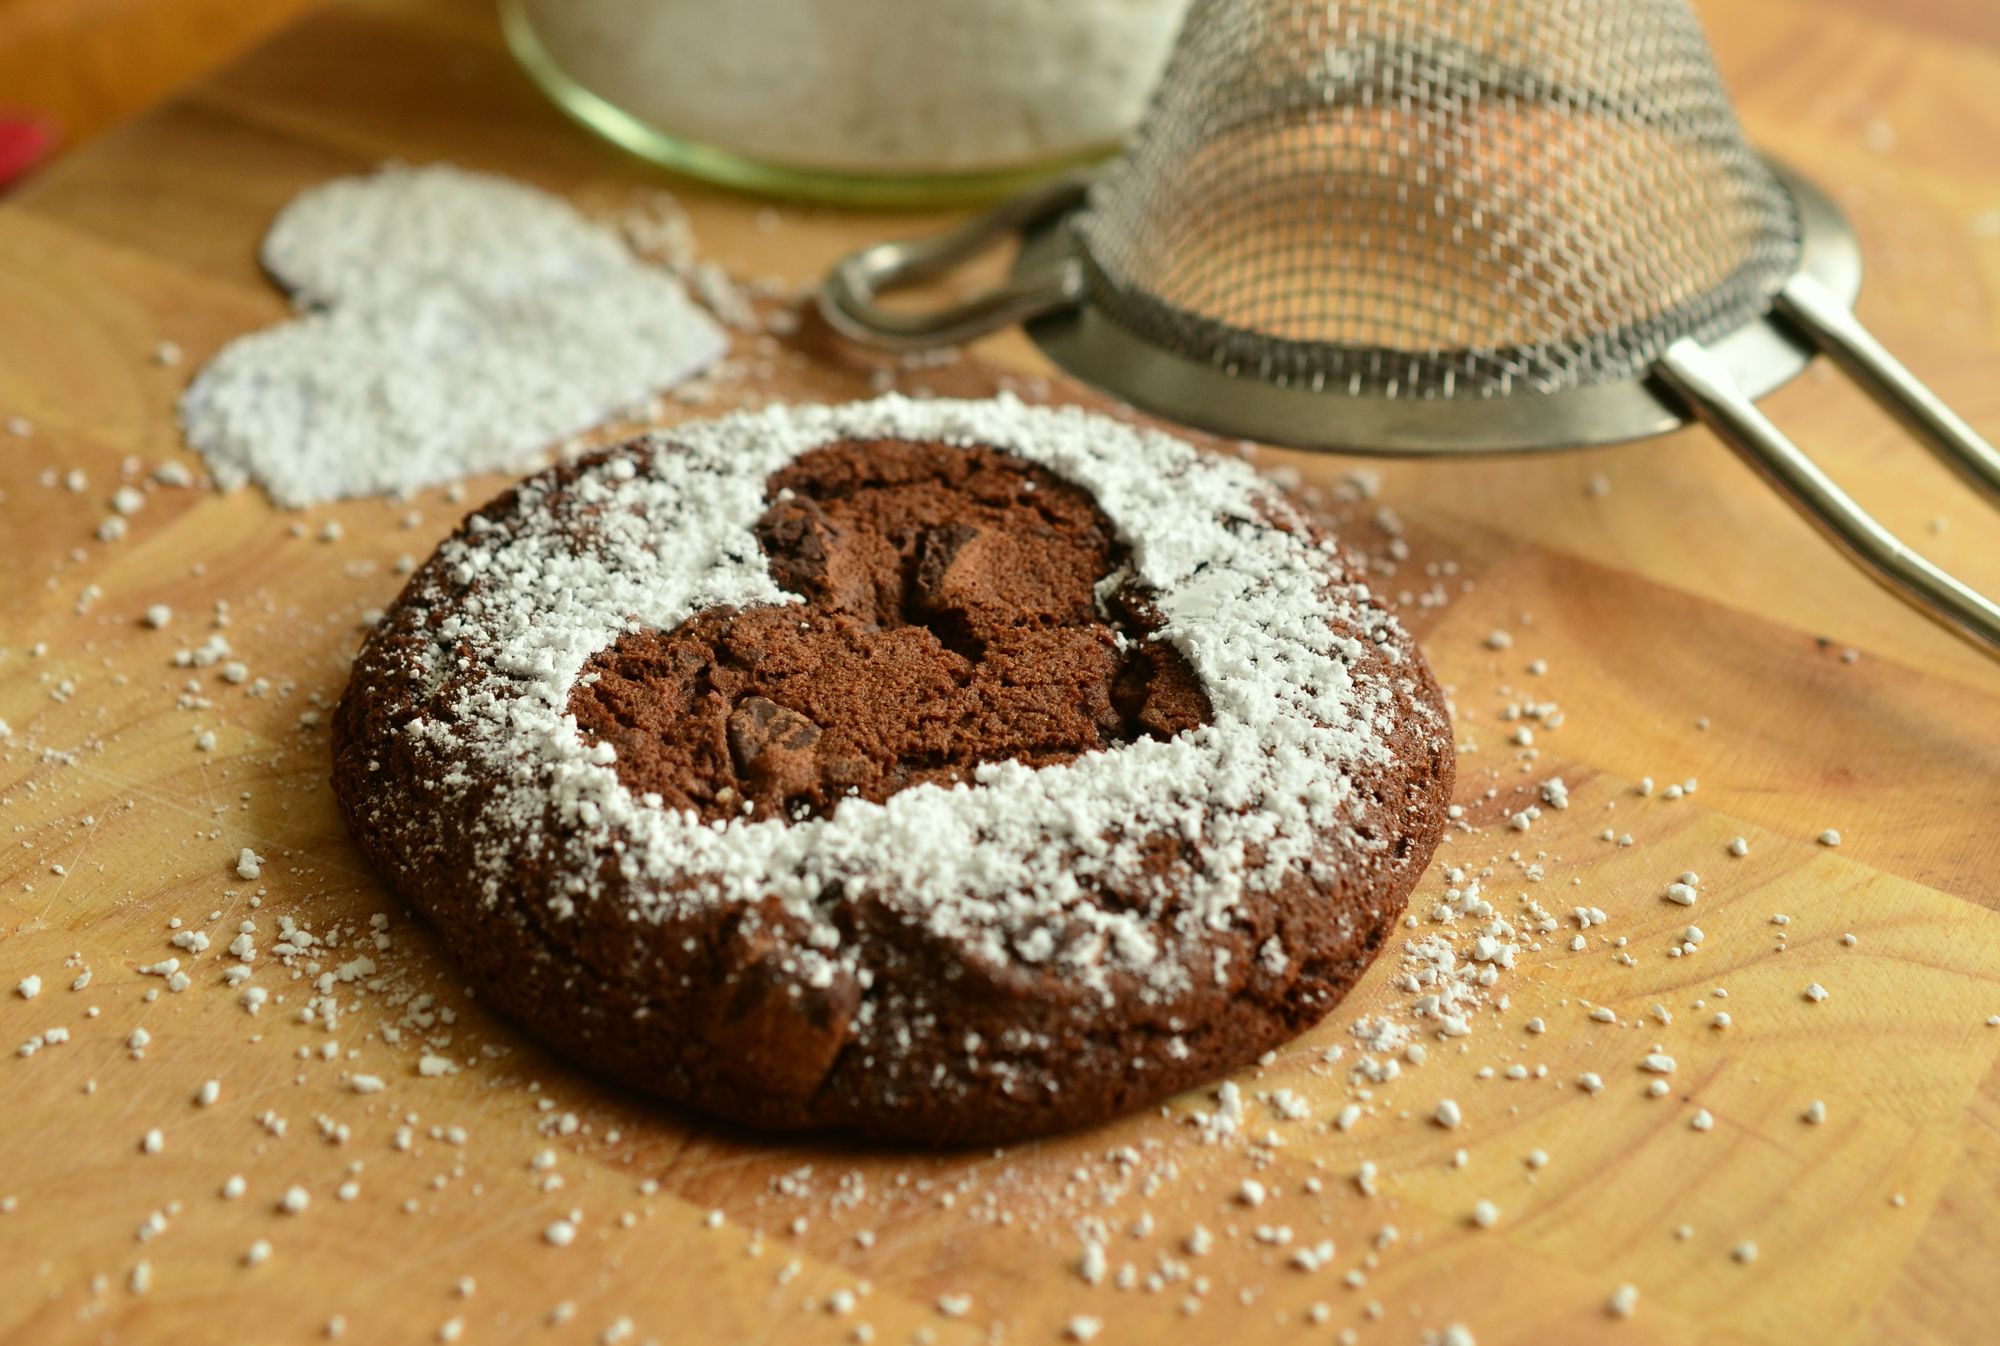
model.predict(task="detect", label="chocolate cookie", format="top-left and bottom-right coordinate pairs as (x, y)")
top-left (332, 396), bottom-right (1453, 1144)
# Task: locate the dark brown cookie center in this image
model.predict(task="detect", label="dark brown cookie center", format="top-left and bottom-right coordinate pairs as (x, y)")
top-left (568, 438), bottom-right (1211, 825)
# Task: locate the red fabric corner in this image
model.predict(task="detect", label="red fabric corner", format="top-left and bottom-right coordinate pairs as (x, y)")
top-left (0, 115), bottom-right (57, 190)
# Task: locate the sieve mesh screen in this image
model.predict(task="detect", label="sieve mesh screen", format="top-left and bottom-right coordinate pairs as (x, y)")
top-left (1075, 0), bottom-right (1803, 397)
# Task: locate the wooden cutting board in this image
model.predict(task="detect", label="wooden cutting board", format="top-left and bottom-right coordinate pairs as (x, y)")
top-left (1, 1), bottom-right (1997, 1343)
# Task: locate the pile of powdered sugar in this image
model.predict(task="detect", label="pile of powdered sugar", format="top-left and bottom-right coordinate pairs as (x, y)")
top-left (382, 395), bottom-right (1438, 997)
top-left (180, 164), bottom-right (726, 507)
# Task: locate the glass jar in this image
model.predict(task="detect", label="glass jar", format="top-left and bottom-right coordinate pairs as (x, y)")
top-left (500, 0), bottom-right (1188, 206)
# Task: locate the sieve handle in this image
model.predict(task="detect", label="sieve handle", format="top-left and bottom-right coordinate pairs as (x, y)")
top-left (1656, 338), bottom-right (2000, 657)
top-left (1774, 274), bottom-right (2000, 507)
top-left (818, 173), bottom-right (1088, 351)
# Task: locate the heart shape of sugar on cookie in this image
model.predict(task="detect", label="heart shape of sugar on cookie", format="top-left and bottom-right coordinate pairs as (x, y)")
top-left (568, 438), bottom-right (1210, 828)
top-left (332, 395), bottom-right (1453, 1143)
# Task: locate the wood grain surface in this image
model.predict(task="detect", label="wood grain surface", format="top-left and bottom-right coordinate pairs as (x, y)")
top-left (1, 1), bottom-right (1997, 1344)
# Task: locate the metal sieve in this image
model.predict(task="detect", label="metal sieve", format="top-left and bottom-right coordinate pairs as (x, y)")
top-left (822, 0), bottom-right (2000, 654)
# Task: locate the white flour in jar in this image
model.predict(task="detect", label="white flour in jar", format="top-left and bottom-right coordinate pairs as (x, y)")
top-left (521, 0), bottom-right (1189, 174)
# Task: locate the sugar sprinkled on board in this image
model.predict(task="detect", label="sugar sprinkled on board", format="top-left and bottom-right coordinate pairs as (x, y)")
top-left (181, 164), bottom-right (726, 507)
top-left (5, 295), bottom-right (1950, 1343)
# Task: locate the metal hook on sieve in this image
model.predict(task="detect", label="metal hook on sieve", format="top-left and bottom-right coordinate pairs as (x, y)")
top-left (820, 172), bottom-right (1087, 351)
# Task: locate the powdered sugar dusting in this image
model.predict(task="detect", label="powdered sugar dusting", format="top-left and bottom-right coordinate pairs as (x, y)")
top-left (180, 165), bottom-right (726, 507)
top-left (377, 395), bottom-right (1437, 994)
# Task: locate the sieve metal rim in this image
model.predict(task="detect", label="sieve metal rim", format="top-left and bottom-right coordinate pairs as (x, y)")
top-left (1017, 158), bottom-right (1857, 457)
